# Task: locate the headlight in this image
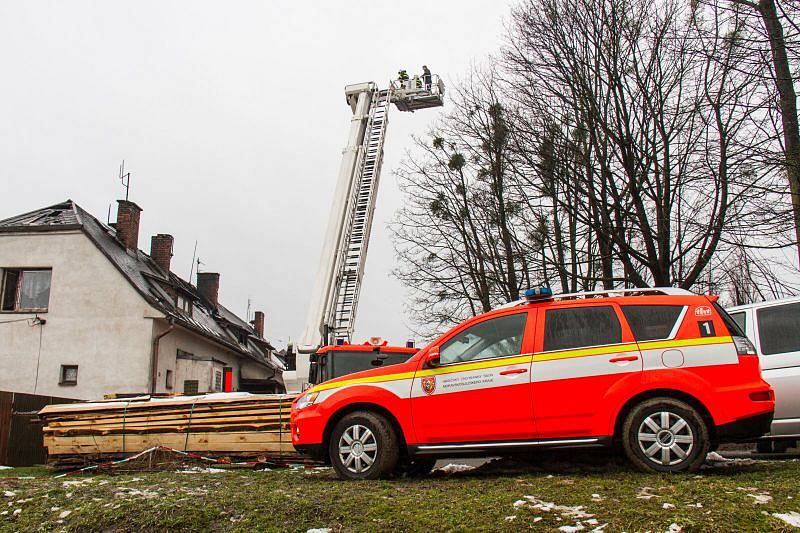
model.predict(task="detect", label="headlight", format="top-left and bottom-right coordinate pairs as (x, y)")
top-left (295, 391), bottom-right (319, 410)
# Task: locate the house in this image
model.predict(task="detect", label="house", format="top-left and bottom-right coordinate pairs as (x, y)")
top-left (0, 199), bottom-right (284, 400)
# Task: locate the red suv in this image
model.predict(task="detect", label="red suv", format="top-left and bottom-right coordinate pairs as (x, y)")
top-left (291, 288), bottom-right (774, 478)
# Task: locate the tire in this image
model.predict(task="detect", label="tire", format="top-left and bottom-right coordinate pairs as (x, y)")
top-left (773, 440), bottom-right (791, 454)
top-left (622, 397), bottom-right (709, 473)
top-left (328, 411), bottom-right (400, 480)
top-left (398, 457), bottom-right (437, 477)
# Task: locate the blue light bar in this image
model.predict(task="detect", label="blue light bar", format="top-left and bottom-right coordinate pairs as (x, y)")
top-left (524, 287), bottom-right (553, 301)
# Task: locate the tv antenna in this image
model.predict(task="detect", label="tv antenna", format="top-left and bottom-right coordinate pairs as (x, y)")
top-left (119, 160), bottom-right (132, 201)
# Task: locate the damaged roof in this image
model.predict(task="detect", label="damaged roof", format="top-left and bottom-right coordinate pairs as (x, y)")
top-left (0, 200), bottom-right (283, 374)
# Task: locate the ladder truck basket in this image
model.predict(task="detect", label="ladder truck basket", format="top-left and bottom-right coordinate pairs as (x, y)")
top-left (390, 74), bottom-right (445, 112)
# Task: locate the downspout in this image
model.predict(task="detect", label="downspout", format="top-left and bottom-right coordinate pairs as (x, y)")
top-left (151, 319), bottom-right (175, 394)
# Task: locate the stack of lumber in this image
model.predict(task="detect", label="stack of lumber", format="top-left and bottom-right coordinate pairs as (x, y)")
top-left (39, 393), bottom-right (304, 468)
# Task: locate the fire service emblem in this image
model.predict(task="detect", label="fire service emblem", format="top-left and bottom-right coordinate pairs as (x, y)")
top-left (421, 376), bottom-right (436, 395)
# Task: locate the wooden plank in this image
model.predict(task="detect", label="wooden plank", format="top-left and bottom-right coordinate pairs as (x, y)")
top-left (46, 406), bottom-right (291, 428)
top-left (39, 394), bottom-right (296, 416)
top-left (44, 432), bottom-right (296, 455)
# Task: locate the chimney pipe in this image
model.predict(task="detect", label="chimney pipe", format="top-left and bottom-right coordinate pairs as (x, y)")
top-left (253, 311), bottom-right (265, 338)
top-left (150, 234), bottom-right (174, 274)
top-left (116, 200), bottom-right (143, 252)
top-left (197, 272), bottom-right (220, 309)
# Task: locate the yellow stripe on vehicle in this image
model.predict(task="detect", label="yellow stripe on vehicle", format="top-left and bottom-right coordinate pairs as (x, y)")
top-left (310, 336), bottom-right (733, 392)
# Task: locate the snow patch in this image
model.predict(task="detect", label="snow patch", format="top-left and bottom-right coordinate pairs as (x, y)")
top-left (0, 466), bottom-right (12, 470)
top-left (666, 523), bottom-right (682, 532)
top-left (435, 463), bottom-right (476, 474)
top-left (176, 467), bottom-right (227, 474)
top-left (662, 503), bottom-right (676, 509)
top-left (747, 493), bottom-right (773, 504)
top-left (3, 491), bottom-right (14, 498)
top-left (559, 525), bottom-right (584, 532)
top-left (58, 510), bottom-right (71, 519)
top-left (504, 515), bottom-right (517, 521)
top-left (635, 487), bottom-right (659, 500)
top-left (306, 529), bottom-right (332, 533)
top-left (772, 511), bottom-right (800, 528)
top-left (704, 452), bottom-right (756, 467)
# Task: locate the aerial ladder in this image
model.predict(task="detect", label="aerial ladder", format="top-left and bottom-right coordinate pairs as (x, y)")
top-left (283, 74), bottom-right (445, 392)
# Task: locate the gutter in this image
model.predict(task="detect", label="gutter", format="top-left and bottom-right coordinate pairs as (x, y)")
top-left (151, 319), bottom-right (175, 393)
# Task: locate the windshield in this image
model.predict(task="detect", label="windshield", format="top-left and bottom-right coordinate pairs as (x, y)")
top-left (330, 351), bottom-right (412, 379)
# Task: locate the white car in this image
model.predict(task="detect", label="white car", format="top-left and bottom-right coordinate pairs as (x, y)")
top-left (727, 297), bottom-right (800, 452)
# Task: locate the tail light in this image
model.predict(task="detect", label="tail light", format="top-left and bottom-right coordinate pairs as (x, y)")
top-left (733, 336), bottom-right (757, 356)
top-left (749, 390), bottom-right (774, 402)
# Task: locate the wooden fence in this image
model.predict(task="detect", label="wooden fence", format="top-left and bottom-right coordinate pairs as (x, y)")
top-left (0, 391), bottom-right (77, 466)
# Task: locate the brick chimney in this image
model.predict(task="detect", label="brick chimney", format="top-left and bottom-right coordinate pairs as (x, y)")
top-left (150, 234), bottom-right (174, 274)
top-left (197, 272), bottom-right (220, 309)
top-left (252, 311), bottom-right (265, 338)
top-left (116, 200), bottom-right (142, 252)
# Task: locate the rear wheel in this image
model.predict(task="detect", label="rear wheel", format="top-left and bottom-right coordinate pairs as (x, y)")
top-left (328, 411), bottom-right (400, 480)
top-left (622, 398), bottom-right (709, 473)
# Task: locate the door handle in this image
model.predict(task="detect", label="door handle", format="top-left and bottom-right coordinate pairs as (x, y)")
top-left (609, 355), bottom-right (639, 363)
top-left (499, 368), bottom-right (528, 375)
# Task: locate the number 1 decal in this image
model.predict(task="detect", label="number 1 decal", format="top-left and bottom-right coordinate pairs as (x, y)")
top-left (698, 320), bottom-right (715, 337)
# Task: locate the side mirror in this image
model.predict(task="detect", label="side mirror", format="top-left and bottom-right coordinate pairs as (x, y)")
top-left (425, 346), bottom-right (441, 368)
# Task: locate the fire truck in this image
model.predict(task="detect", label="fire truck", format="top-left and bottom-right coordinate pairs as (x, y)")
top-left (283, 74), bottom-right (445, 392)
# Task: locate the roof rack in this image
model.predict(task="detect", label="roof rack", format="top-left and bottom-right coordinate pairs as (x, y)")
top-left (495, 287), bottom-right (695, 311)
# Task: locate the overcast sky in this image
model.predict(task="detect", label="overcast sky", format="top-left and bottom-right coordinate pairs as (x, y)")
top-left (0, 1), bottom-right (511, 348)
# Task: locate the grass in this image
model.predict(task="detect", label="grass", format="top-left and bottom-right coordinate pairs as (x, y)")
top-left (0, 454), bottom-right (798, 532)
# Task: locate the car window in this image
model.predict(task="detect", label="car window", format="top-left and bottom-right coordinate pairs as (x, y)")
top-left (757, 302), bottom-right (800, 355)
top-left (712, 302), bottom-right (746, 337)
top-left (729, 312), bottom-right (747, 336)
top-left (621, 305), bottom-right (684, 342)
top-left (439, 313), bottom-right (527, 365)
top-left (543, 306), bottom-right (621, 351)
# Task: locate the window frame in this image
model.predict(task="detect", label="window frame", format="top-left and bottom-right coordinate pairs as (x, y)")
top-left (756, 302), bottom-right (800, 356)
top-left (59, 364), bottom-right (78, 386)
top-left (1, 268), bottom-right (52, 313)
top-left (538, 303), bottom-right (630, 353)
top-left (621, 304), bottom-right (688, 343)
top-left (435, 310), bottom-right (532, 368)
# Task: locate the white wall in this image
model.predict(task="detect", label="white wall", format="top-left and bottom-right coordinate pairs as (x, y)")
top-left (0, 231), bottom-right (157, 399)
top-left (153, 324), bottom-right (274, 394)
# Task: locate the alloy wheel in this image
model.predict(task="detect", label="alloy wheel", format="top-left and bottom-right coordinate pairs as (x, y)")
top-left (637, 411), bottom-right (694, 466)
top-left (338, 424), bottom-right (378, 473)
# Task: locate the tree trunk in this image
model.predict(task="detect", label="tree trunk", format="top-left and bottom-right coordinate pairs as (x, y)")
top-left (757, 0), bottom-right (800, 265)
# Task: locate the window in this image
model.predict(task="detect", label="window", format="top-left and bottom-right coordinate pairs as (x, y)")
top-left (214, 370), bottom-right (223, 392)
top-left (165, 369), bottom-right (174, 389)
top-left (1, 269), bottom-right (52, 312)
top-left (730, 312), bottom-right (747, 336)
top-left (712, 302), bottom-right (746, 337)
top-left (183, 380), bottom-right (199, 395)
top-left (621, 305), bottom-right (684, 342)
top-left (175, 294), bottom-right (192, 315)
top-left (757, 302), bottom-right (800, 356)
top-left (439, 313), bottom-right (527, 365)
top-left (59, 365), bottom-right (78, 386)
top-left (543, 306), bottom-right (621, 352)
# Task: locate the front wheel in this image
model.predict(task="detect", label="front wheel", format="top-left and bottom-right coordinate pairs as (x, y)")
top-left (328, 411), bottom-right (400, 480)
top-left (622, 397), bottom-right (709, 473)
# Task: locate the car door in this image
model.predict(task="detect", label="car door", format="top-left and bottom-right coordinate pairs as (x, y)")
top-left (531, 303), bottom-right (641, 438)
top-left (750, 301), bottom-right (800, 436)
top-left (410, 309), bottom-right (536, 444)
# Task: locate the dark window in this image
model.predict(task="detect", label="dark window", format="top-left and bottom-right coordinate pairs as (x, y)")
top-left (59, 365), bottom-right (78, 385)
top-left (757, 302), bottom-right (800, 356)
top-left (712, 302), bottom-right (746, 337)
top-left (439, 313), bottom-right (527, 365)
top-left (729, 312), bottom-right (747, 336)
top-left (622, 305), bottom-right (684, 341)
top-left (1, 269), bottom-right (51, 311)
top-left (543, 306), bottom-right (621, 351)
top-left (183, 380), bottom-right (199, 395)
top-left (328, 351), bottom-right (413, 379)
top-left (165, 369), bottom-right (174, 389)
top-left (214, 370), bottom-right (223, 392)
